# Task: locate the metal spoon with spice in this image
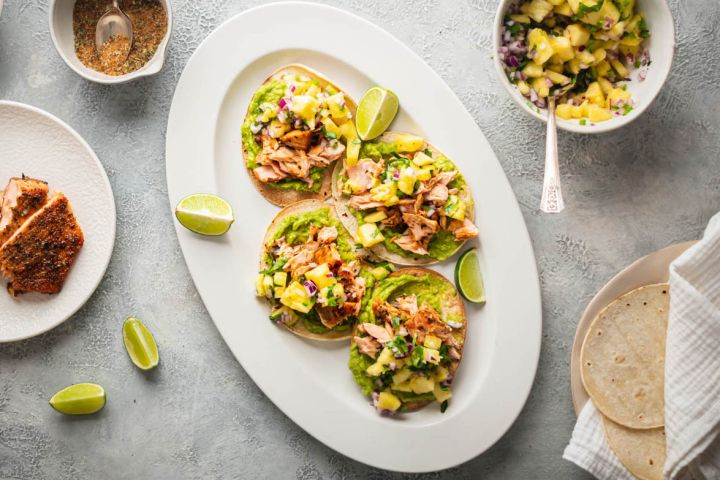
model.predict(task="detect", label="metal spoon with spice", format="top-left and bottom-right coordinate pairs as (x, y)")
top-left (95, 0), bottom-right (133, 63)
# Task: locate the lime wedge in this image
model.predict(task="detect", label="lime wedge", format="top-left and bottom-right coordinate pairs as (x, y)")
top-left (122, 317), bottom-right (159, 371)
top-left (175, 193), bottom-right (234, 236)
top-left (455, 248), bottom-right (486, 304)
top-left (49, 383), bottom-right (106, 415)
top-left (355, 87), bottom-right (399, 140)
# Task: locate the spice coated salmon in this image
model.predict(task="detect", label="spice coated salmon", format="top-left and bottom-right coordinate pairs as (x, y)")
top-left (0, 188), bottom-right (84, 296)
top-left (0, 176), bottom-right (49, 247)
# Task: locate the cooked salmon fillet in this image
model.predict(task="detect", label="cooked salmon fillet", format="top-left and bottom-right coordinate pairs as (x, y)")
top-left (0, 191), bottom-right (84, 296)
top-left (0, 176), bottom-right (49, 247)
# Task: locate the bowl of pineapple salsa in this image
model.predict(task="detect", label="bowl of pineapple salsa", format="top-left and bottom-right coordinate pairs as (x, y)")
top-left (493, 0), bottom-right (675, 133)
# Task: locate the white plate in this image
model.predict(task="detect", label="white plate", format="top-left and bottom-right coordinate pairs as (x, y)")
top-left (570, 241), bottom-right (696, 415)
top-left (0, 101), bottom-right (116, 342)
top-left (166, 2), bottom-right (541, 472)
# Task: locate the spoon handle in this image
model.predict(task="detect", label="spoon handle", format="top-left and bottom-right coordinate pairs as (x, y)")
top-left (540, 97), bottom-right (565, 213)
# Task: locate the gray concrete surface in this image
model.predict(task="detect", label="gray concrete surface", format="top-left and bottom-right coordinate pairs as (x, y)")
top-left (1, 0), bottom-right (718, 478)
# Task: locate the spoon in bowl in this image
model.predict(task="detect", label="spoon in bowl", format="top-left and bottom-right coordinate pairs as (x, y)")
top-left (95, 0), bottom-right (133, 61)
top-left (539, 96), bottom-right (565, 213)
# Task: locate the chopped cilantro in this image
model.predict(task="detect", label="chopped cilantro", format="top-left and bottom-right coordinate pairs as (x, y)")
top-left (638, 17), bottom-right (650, 39)
top-left (440, 400), bottom-right (449, 413)
top-left (572, 1), bottom-right (603, 22)
top-left (579, 119), bottom-right (587, 126)
top-left (622, 104), bottom-right (634, 115)
top-left (387, 336), bottom-right (408, 356)
top-left (423, 148), bottom-right (433, 157)
top-left (261, 257), bottom-right (288, 274)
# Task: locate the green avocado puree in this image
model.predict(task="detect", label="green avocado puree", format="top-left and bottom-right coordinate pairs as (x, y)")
top-left (241, 80), bottom-right (322, 193)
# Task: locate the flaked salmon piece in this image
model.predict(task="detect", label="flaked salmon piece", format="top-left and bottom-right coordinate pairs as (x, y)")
top-left (394, 294), bottom-right (418, 316)
top-left (354, 335), bottom-right (380, 359)
top-left (314, 243), bottom-right (342, 268)
top-left (403, 213), bottom-right (438, 242)
top-left (426, 183), bottom-right (449, 205)
top-left (349, 192), bottom-right (384, 210)
top-left (0, 191), bottom-right (84, 296)
top-left (254, 165), bottom-right (288, 183)
top-left (268, 146), bottom-right (298, 164)
top-left (280, 129), bottom-right (314, 151)
top-left (0, 176), bottom-right (49, 247)
top-left (379, 207), bottom-right (402, 229)
top-left (405, 304), bottom-right (451, 344)
top-left (393, 234), bottom-right (428, 256)
top-left (448, 218), bottom-right (480, 241)
top-left (308, 138), bottom-right (345, 165)
top-left (362, 322), bottom-right (392, 344)
top-left (317, 226), bottom-right (338, 244)
top-left (347, 159), bottom-right (383, 193)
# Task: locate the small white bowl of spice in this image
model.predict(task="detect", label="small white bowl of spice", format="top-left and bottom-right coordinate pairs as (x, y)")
top-left (49, 0), bottom-right (172, 84)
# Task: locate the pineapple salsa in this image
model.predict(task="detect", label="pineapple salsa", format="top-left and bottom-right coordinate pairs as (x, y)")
top-left (499, 0), bottom-right (650, 123)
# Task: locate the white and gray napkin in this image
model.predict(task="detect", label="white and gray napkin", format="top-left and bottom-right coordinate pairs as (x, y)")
top-left (564, 212), bottom-right (720, 480)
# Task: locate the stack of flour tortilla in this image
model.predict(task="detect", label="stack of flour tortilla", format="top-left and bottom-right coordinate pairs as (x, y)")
top-left (580, 284), bottom-right (670, 480)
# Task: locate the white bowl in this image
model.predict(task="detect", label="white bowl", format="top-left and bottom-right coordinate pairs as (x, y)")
top-left (492, 0), bottom-right (675, 133)
top-left (49, 0), bottom-right (172, 84)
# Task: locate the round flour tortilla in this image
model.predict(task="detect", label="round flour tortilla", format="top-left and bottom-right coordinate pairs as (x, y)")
top-left (602, 414), bottom-right (666, 480)
top-left (581, 283), bottom-right (669, 429)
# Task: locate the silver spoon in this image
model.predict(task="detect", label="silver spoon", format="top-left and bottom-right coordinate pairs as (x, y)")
top-left (540, 95), bottom-right (565, 213)
top-left (95, 0), bottom-right (133, 60)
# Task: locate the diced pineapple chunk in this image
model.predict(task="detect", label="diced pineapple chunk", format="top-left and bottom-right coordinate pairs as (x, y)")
top-left (366, 362), bottom-right (385, 377)
top-left (423, 348), bottom-right (441, 365)
top-left (364, 210), bottom-right (387, 223)
top-left (593, 48), bottom-right (607, 64)
top-left (444, 195), bottom-right (467, 221)
top-left (376, 391), bottom-right (401, 412)
top-left (620, 35), bottom-right (642, 47)
top-left (412, 151), bottom-right (434, 166)
top-left (392, 381), bottom-right (413, 392)
top-left (575, 49), bottom-right (596, 66)
top-left (566, 24), bottom-right (590, 46)
top-left (584, 1), bottom-right (620, 30)
top-left (357, 223), bottom-right (385, 248)
top-left (433, 383), bottom-right (452, 403)
top-left (572, 101), bottom-right (589, 118)
top-left (274, 286), bottom-right (285, 299)
top-left (273, 271), bottom-right (287, 287)
top-left (325, 93), bottom-right (350, 122)
top-left (531, 76), bottom-right (550, 98)
top-left (258, 102), bottom-right (279, 123)
top-left (585, 82), bottom-right (605, 106)
top-left (392, 368), bottom-right (413, 385)
top-left (566, 0), bottom-right (598, 15)
top-left (546, 63), bottom-right (564, 73)
top-left (526, 0), bottom-right (554, 23)
top-left (290, 95), bottom-right (320, 121)
top-left (510, 14), bottom-right (531, 23)
top-left (305, 263), bottom-right (335, 289)
top-left (255, 274), bottom-right (269, 297)
top-left (597, 77), bottom-right (613, 95)
top-left (554, 2), bottom-right (573, 16)
top-left (423, 335), bottom-right (442, 350)
top-left (556, 103), bottom-right (574, 120)
top-left (377, 347), bottom-right (395, 365)
top-left (321, 117), bottom-right (341, 139)
top-left (546, 0), bottom-right (564, 5)
top-left (610, 58), bottom-right (630, 78)
top-left (546, 70), bottom-right (570, 85)
top-left (608, 21), bottom-right (626, 40)
top-left (596, 60), bottom-right (612, 77)
top-left (397, 169), bottom-right (417, 195)
top-left (434, 366), bottom-right (450, 383)
top-left (550, 35), bottom-right (574, 62)
top-left (607, 87), bottom-right (632, 107)
top-left (409, 375), bottom-right (435, 394)
top-left (416, 167), bottom-right (434, 182)
top-left (381, 132), bottom-right (424, 153)
top-left (280, 281), bottom-right (315, 313)
top-left (588, 103), bottom-right (613, 122)
top-left (528, 29), bottom-right (554, 65)
top-left (370, 182), bottom-right (398, 205)
top-left (267, 119), bottom-right (290, 138)
top-left (619, 0), bottom-right (635, 19)
top-left (522, 62), bottom-right (545, 79)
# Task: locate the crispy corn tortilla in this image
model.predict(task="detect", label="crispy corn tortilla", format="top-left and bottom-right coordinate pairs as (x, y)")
top-left (332, 132), bottom-right (475, 266)
top-left (581, 284), bottom-right (669, 429)
top-left (260, 199), bottom-right (362, 341)
top-left (352, 268), bottom-right (467, 412)
top-left (242, 64), bottom-right (357, 207)
top-left (602, 415), bottom-right (666, 480)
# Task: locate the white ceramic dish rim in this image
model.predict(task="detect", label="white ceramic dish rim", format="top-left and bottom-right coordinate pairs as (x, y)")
top-left (48, 0), bottom-right (173, 85)
top-left (492, 0), bottom-right (676, 134)
top-left (166, 1), bottom-right (542, 473)
top-left (0, 100), bottom-right (117, 342)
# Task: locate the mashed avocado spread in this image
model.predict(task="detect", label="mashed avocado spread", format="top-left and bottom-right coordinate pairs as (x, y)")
top-left (241, 81), bottom-right (321, 193)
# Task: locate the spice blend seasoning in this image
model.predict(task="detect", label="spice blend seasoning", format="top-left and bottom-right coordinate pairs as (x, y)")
top-left (73, 0), bottom-right (167, 76)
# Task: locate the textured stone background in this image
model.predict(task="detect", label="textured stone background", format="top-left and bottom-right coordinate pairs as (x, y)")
top-left (1, 0), bottom-right (718, 478)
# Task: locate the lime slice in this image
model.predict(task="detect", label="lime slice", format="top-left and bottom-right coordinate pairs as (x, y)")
top-left (455, 248), bottom-right (486, 304)
top-left (49, 383), bottom-right (106, 415)
top-left (355, 87), bottom-right (399, 141)
top-left (175, 193), bottom-right (234, 236)
top-left (122, 317), bottom-right (159, 371)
